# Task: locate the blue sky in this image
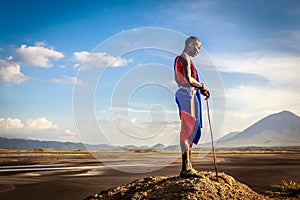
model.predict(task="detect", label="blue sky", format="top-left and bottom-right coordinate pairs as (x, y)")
top-left (0, 0), bottom-right (299, 146)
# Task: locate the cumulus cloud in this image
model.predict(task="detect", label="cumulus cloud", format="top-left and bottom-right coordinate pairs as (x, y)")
top-left (52, 75), bottom-right (87, 86)
top-left (0, 59), bottom-right (29, 83)
top-left (25, 117), bottom-right (58, 130)
top-left (0, 117), bottom-right (78, 142)
top-left (72, 51), bottom-right (131, 70)
top-left (16, 43), bottom-right (64, 68)
top-left (72, 51), bottom-right (90, 62)
top-left (0, 118), bottom-right (24, 129)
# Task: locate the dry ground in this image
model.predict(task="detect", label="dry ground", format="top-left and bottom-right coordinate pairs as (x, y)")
top-left (0, 150), bottom-right (299, 200)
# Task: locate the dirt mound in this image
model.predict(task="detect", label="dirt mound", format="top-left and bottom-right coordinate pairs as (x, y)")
top-left (85, 171), bottom-right (275, 200)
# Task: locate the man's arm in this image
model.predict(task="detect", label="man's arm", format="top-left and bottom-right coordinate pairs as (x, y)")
top-left (181, 54), bottom-right (210, 99)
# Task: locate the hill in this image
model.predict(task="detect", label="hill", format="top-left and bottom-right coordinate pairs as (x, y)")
top-left (0, 137), bottom-right (117, 150)
top-left (85, 171), bottom-right (273, 200)
top-left (0, 137), bottom-right (167, 151)
top-left (216, 111), bottom-right (300, 147)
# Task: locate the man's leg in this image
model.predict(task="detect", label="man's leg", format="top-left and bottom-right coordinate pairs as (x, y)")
top-left (188, 143), bottom-right (199, 174)
top-left (181, 152), bottom-right (188, 172)
top-left (188, 91), bottom-right (196, 171)
top-left (180, 139), bottom-right (193, 177)
top-left (179, 90), bottom-right (199, 177)
top-left (180, 140), bottom-right (190, 171)
top-left (188, 147), bottom-right (193, 170)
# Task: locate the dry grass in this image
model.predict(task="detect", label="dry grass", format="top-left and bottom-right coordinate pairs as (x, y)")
top-left (266, 180), bottom-right (300, 198)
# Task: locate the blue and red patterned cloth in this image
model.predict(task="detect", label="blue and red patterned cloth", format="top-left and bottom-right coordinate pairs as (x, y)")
top-left (174, 56), bottom-right (202, 146)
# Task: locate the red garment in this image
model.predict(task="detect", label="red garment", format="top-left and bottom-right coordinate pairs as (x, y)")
top-left (179, 110), bottom-right (196, 146)
top-left (174, 56), bottom-right (198, 87)
top-left (174, 55), bottom-right (202, 146)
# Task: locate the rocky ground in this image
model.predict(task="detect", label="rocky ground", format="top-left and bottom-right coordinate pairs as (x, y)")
top-left (85, 171), bottom-right (277, 200)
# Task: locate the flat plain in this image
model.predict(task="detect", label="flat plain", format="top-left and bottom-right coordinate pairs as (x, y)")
top-left (0, 149), bottom-right (299, 200)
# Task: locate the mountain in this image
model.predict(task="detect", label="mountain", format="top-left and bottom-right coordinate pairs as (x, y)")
top-left (0, 137), bottom-right (168, 151)
top-left (0, 137), bottom-right (82, 150)
top-left (0, 137), bottom-right (118, 150)
top-left (216, 132), bottom-right (240, 142)
top-left (216, 111), bottom-right (300, 147)
top-left (153, 143), bottom-right (165, 149)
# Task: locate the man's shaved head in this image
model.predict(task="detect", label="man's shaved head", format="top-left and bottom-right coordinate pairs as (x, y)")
top-left (185, 36), bottom-right (201, 46)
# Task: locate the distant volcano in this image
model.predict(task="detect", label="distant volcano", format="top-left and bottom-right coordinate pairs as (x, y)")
top-left (216, 111), bottom-right (300, 147)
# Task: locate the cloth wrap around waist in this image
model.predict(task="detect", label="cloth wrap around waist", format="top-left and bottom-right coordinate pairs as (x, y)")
top-left (175, 88), bottom-right (202, 145)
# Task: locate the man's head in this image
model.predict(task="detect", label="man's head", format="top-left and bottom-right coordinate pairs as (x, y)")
top-left (184, 36), bottom-right (201, 57)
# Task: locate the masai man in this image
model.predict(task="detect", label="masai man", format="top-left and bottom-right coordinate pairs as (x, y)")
top-left (174, 36), bottom-right (210, 177)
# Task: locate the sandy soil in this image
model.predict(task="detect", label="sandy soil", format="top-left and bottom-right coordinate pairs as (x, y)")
top-left (0, 151), bottom-right (299, 200)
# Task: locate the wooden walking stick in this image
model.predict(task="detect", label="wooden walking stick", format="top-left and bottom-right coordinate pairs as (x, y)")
top-left (206, 99), bottom-right (219, 181)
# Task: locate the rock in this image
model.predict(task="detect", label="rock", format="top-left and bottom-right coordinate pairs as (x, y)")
top-left (85, 171), bottom-right (276, 200)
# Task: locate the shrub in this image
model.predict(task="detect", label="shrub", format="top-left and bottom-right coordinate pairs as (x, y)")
top-left (266, 180), bottom-right (300, 197)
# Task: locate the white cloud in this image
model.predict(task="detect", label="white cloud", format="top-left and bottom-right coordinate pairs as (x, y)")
top-left (0, 117), bottom-right (78, 142)
top-left (34, 41), bottom-right (47, 47)
top-left (16, 44), bottom-right (64, 68)
top-left (73, 63), bottom-right (80, 68)
top-left (72, 51), bottom-right (131, 70)
top-left (64, 129), bottom-right (76, 136)
top-left (26, 117), bottom-right (58, 130)
top-left (72, 51), bottom-right (90, 62)
top-left (0, 118), bottom-right (24, 129)
top-left (213, 52), bottom-right (300, 87)
top-left (52, 75), bottom-right (87, 86)
top-left (0, 59), bottom-right (29, 83)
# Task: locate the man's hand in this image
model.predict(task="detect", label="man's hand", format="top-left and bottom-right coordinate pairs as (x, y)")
top-left (200, 86), bottom-right (210, 100)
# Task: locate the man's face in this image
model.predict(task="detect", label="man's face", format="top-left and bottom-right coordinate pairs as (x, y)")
top-left (191, 41), bottom-right (201, 57)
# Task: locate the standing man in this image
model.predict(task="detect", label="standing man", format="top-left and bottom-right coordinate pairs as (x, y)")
top-left (174, 36), bottom-right (210, 177)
